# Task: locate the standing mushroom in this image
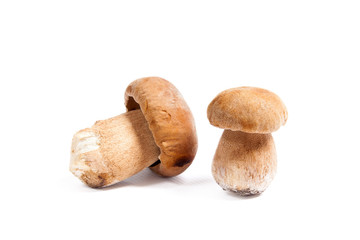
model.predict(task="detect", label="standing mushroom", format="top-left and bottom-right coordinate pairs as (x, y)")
top-left (70, 77), bottom-right (198, 188)
top-left (207, 87), bottom-right (287, 195)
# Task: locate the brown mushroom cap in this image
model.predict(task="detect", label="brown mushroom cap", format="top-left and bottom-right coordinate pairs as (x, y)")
top-left (125, 77), bottom-right (198, 177)
top-left (207, 87), bottom-right (288, 134)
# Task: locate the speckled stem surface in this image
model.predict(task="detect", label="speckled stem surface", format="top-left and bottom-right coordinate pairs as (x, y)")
top-left (212, 130), bottom-right (277, 195)
top-left (70, 109), bottom-right (160, 188)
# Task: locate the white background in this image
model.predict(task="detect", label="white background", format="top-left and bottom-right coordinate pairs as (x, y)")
top-left (1, 1), bottom-right (359, 239)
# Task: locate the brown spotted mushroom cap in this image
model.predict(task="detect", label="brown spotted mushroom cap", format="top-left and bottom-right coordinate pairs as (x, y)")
top-left (125, 77), bottom-right (198, 177)
top-left (207, 87), bottom-right (288, 134)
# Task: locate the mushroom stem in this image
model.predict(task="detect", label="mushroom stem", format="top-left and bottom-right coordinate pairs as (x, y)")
top-left (70, 109), bottom-right (160, 188)
top-left (212, 130), bottom-right (277, 195)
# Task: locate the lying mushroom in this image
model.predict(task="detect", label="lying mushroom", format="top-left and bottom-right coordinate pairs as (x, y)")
top-left (70, 77), bottom-right (198, 188)
top-left (207, 87), bottom-right (287, 195)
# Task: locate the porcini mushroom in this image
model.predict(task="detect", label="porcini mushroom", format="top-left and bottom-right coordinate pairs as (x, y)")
top-left (207, 87), bottom-right (287, 195)
top-left (70, 77), bottom-right (198, 188)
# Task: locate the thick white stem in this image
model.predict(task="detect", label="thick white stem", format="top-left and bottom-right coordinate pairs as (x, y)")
top-left (70, 109), bottom-right (160, 187)
top-left (212, 130), bottom-right (277, 195)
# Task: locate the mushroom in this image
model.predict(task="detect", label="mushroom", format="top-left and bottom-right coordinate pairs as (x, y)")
top-left (207, 87), bottom-right (287, 195)
top-left (70, 77), bottom-right (198, 188)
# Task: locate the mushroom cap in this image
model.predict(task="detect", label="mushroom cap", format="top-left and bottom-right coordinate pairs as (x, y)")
top-left (207, 87), bottom-right (288, 133)
top-left (125, 77), bottom-right (198, 177)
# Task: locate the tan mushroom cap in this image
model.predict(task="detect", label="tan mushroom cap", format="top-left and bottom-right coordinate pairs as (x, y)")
top-left (207, 87), bottom-right (288, 134)
top-left (125, 77), bottom-right (198, 177)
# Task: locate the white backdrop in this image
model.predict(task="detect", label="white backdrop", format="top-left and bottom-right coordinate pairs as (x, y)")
top-left (1, 1), bottom-right (359, 239)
